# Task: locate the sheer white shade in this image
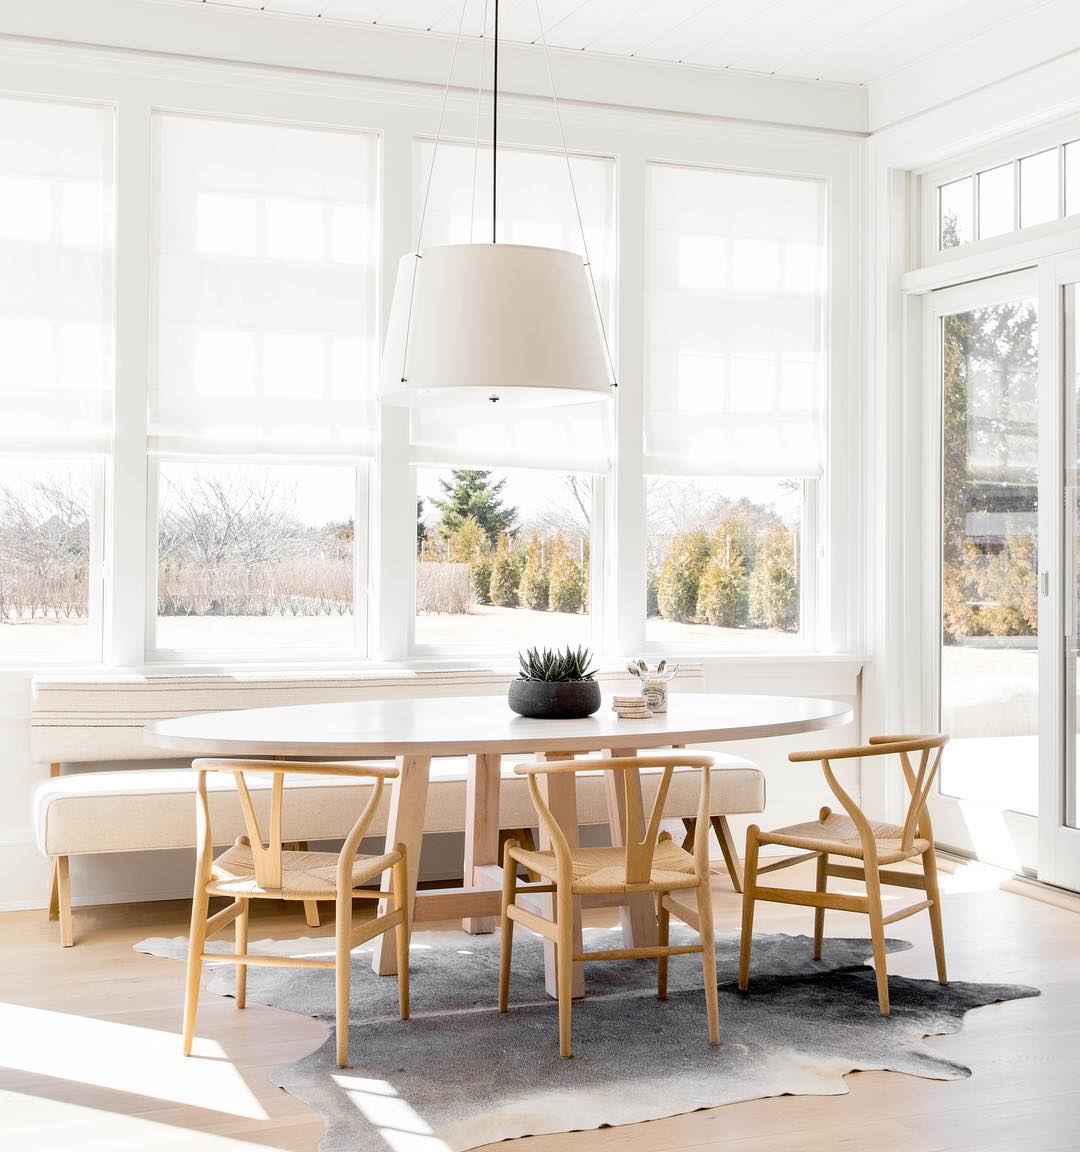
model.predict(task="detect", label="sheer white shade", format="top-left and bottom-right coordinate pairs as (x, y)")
top-left (381, 244), bottom-right (611, 409)
top-left (646, 163), bottom-right (827, 477)
top-left (0, 97), bottom-right (114, 451)
top-left (149, 113), bottom-right (379, 455)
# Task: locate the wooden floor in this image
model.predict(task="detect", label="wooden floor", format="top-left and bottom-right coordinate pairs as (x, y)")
top-left (1, 862), bottom-right (1078, 1152)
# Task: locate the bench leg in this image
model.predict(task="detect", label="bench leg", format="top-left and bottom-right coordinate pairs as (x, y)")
top-left (48, 857), bottom-right (60, 920)
top-left (710, 816), bottom-right (743, 894)
top-left (283, 841), bottom-right (321, 927)
top-left (681, 817), bottom-right (744, 894)
top-left (55, 856), bottom-right (73, 947)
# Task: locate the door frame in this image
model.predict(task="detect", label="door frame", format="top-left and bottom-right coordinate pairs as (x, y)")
top-left (1038, 252), bottom-right (1080, 889)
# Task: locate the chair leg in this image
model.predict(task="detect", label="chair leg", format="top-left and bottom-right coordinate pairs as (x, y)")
top-left (303, 901), bottom-right (321, 928)
top-left (55, 856), bottom-right (73, 948)
top-left (656, 894), bottom-right (670, 1001)
top-left (865, 867), bottom-right (890, 1015)
top-left (813, 849), bottom-right (829, 960)
top-left (738, 826), bottom-right (760, 992)
top-left (556, 882), bottom-right (574, 1058)
top-left (335, 891), bottom-right (352, 1068)
top-left (235, 898), bottom-right (249, 1008)
top-left (392, 845), bottom-right (410, 1021)
top-left (697, 877), bottom-right (720, 1045)
top-left (921, 843), bottom-right (948, 985)
top-left (498, 839), bottom-right (518, 1013)
top-left (182, 885), bottom-right (210, 1056)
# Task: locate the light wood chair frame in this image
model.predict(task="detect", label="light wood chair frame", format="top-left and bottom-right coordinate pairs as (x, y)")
top-left (499, 753), bottom-right (720, 1057)
top-left (738, 734), bottom-right (949, 1015)
top-left (182, 758), bottom-right (410, 1068)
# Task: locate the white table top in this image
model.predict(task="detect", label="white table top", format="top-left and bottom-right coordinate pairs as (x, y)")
top-left (144, 692), bottom-right (853, 759)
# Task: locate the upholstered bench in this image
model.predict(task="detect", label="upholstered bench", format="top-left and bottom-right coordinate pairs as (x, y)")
top-left (32, 753), bottom-right (764, 943)
top-left (30, 666), bottom-right (764, 946)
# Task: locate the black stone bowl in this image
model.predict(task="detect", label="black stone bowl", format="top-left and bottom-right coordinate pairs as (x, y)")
top-left (507, 678), bottom-right (602, 719)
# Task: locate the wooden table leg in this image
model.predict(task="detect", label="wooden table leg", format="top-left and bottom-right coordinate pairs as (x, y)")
top-left (463, 752), bottom-right (501, 934)
top-left (370, 753), bottom-right (431, 977)
top-left (537, 752), bottom-right (585, 1000)
top-left (605, 746), bottom-right (658, 950)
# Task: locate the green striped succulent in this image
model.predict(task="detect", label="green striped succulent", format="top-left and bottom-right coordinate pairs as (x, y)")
top-left (517, 645), bottom-right (597, 683)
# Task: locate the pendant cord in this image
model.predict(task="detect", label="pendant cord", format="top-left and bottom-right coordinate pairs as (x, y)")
top-left (492, 0), bottom-right (499, 245)
top-left (532, 0), bottom-right (617, 386)
top-left (469, 0), bottom-right (492, 245)
top-left (400, 0), bottom-right (470, 383)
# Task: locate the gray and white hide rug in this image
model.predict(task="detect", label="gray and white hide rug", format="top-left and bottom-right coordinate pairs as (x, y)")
top-left (136, 924), bottom-right (1038, 1152)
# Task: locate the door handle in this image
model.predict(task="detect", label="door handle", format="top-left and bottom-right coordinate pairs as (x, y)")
top-left (1041, 570), bottom-right (1050, 597)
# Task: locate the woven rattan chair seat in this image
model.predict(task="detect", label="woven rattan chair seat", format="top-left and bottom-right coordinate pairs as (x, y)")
top-left (757, 812), bottom-right (929, 865)
top-left (206, 843), bottom-right (400, 899)
top-left (510, 837), bottom-right (700, 894)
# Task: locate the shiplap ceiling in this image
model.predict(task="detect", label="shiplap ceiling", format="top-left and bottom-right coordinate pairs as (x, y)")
top-left (160, 0), bottom-right (1058, 87)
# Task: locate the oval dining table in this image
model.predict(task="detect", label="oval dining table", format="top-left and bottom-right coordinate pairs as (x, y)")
top-left (145, 691), bottom-right (852, 998)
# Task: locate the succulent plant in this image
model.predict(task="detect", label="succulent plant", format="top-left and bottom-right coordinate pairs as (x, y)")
top-left (517, 645), bottom-right (597, 683)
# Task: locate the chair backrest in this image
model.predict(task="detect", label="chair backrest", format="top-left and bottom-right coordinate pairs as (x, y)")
top-left (191, 759), bottom-right (399, 890)
top-left (513, 753), bottom-right (715, 885)
top-left (789, 734), bottom-right (948, 853)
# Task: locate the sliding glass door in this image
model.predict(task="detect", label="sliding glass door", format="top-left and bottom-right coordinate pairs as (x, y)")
top-left (927, 272), bottom-right (1041, 872)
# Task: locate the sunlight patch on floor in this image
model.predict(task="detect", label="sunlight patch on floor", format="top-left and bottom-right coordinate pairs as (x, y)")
top-left (333, 1073), bottom-right (451, 1152)
top-left (0, 1003), bottom-right (266, 1119)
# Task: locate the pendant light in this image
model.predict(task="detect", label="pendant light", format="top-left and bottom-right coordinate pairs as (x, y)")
top-left (380, 0), bottom-right (616, 410)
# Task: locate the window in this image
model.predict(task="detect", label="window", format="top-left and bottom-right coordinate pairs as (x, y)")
top-left (646, 476), bottom-right (804, 650)
top-left (935, 133), bottom-right (1080, 250)
top-left (415, 468), bottom-right (593, 651)
top-left (0, 97), bottom-right (113, 661)
top-left (938, 298), bottom-right (1039, 816)
top-left (0, 458), bottom-right (100, 658)
top-left (644, 162), bottom-right (824, 650)
top-left (149, 113), bottom-right (377, 655)
top-left (155, 460), bottom-right (357, 652)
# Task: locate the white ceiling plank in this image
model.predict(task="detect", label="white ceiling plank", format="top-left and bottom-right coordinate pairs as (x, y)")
top-left (318, 0), bottom-right (390, 24)
top-left (206, 0), bottom-right (273, 10)
top-left (632, 0), bottom-right (780, 64)
top-left (577, 0), bottom-right (704, 57)
top-left (859, 0), bottom-right (1059, 84)
top-left (429, 0), bottom-right (528, 37)
top-left (689, 0), bottom-right (900, 73)
top-left (263, 0), bottom-right (329, 15)
top-left (498, 0), bottom-right (587, 43)
top-left (682, 0), bottom-right (847, 71)
top-left (536, 0), bottom-right (624, 51)
top-left (380, 0), bottom-right (459, 32)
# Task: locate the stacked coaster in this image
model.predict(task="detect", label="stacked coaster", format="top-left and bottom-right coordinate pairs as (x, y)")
top-left (612, 694), bottom-right (652, 719)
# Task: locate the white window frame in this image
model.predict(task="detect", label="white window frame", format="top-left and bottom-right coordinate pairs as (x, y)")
top-left (145, 452), bottom-right (371, 665)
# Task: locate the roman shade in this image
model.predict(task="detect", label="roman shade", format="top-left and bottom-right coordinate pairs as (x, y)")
top-left (0, 97), bottom-right (114, 451)
top-left (148, 113), bottom-right (379, 455)
top-left (645, 162), bottom-right (827, 477)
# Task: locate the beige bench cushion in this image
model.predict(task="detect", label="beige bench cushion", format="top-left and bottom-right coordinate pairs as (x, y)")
top-left (33, 755), bottom-right (764, 857)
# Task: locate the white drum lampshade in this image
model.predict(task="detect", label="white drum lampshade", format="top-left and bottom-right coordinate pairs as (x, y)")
top-left (380, 243), bottom-right (612, 409)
